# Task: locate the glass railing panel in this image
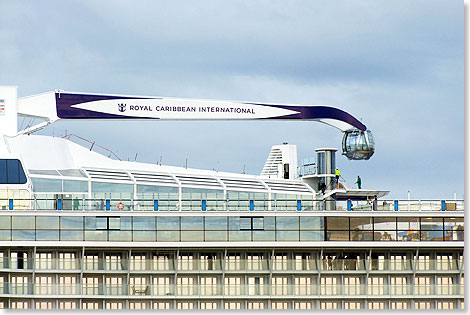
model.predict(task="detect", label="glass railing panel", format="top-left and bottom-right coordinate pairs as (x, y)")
top-left (246, 284), bottom-right (270, 296)
top-left (82, 285), bottom-right (102, 295)
top-left (414, 284), bottom-right (434, 295)
top-left (151, 259), bottom-right (176, 271)
top-left (177, 284), bottom-right (198, 296)
top-left (223, 284), bottom-right (243, 296)
top-left (198, 259), bottom-right (223, 271)
top-left (9, 258), bottom-right (34, 270)
top-left (367, 284), bottom-right (388, 295)
top-left (9, 283), bottom-right (34, 295)
top-left (436, 284), bottom-right (461, 295)
top-left (58, 284), bottom-right (81, 295)
top-left (271, 284), bottom-right (292, 295)
top-left (224, 258), bottom-right (246, 271)
top-left (103, 284), bottom-right (129, 295)
top-left (389, 284), bottom-right (413, 295)
top-left (294, 284), bottom-right (316, 295)
top-left (34, 258), bottom-right (81, 270)
top-left (104, 258), bottom-right (129, 271)
top-left (343, 285), bottom-right (365, 295)
top-left (2, 282), bottom-right (463, 297)
top-left (152, 284), bottom-right (175, 296)
top-left (320, 285), bottom-right (341, 295)
top-left (320, 259), bottom-right (366, 271)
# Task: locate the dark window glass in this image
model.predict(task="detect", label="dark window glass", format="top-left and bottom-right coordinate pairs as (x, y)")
top-left (300, 217), bottom-right (324, 230)
top-left (0, 216), bottom-right (10, 229)
top-left (326, 231), bottom-right (349, 241)
top-left (240, 217), bottom-right (252, 230)
top-left (397, 217), bottom-right (420, 230)
top-left (36, 230), bottom-right (59, 241)
top-left (205, 217), bottom-right (227, 230)
top-left (60, 217), bottom-right (83, 230)
top-left (252, 217), bottom-right (264, 230)
top-left (264, 217), bottom-right (276, 230)
top-left (120, 217), bottom-right (132, 230)
top-left (96, 217), bottom-right (107, 230)
top-left (181, 217), bottom-right (203, 230)
top-left (373, 217), bottom-right (397, 230)
top-left (18, 162), bottom-right (27, 184)
top-left (276, 217), bottom-right (299, 230)
top-left (6, 160), bottom-right (19, 183)
top-left (133, 230), bottom-right (156, 241)
top-left (36, 216), bottom-right (59, 229)
top-left (85, 217), bottom-right (108, 230)
top-left (109, 217), bottom-right (121, 230)
top-left (228, 217), bottom-right (241, 230)
top-left (300, 230), bottom-right (323, 241)
top-left (350, 217), bottom-right (373, 230)
top-left (0, 159), bottom-right (27, 184)
top-left (0, 160), bottom-right (6, 184)
top-left (276, 230), bottom-right (299, 241)
top-left (326, 217), bottom-right (349, 230)
top-left (157, 217), bottom-right (180, 230)
top-left (60, 230), bottom-right (83, 241)
top-left (133, 217), bottom-right (156, 230)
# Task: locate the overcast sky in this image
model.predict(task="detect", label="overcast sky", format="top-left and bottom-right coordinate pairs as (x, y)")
top-left (0, 0), bottom-right (463, 199)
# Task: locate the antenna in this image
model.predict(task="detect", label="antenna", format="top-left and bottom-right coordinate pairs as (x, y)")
top-left (160, 156), bottom-right (163, 166)
top-left (185, 158), bottom-right (188, 169)
top-left (134, 153), bottom-right (138, 161)
top-left (243, 165), bottom-right (246, 174)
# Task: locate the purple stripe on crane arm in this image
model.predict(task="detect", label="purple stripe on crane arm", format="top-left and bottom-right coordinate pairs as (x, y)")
top-left (245, 103), bottom-right (367, 131)
top-left (55, 93), bottom-right (159, 119)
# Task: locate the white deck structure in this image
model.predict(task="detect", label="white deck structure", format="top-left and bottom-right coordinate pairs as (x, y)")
top-left (0, 87), bottom-right (463, 310)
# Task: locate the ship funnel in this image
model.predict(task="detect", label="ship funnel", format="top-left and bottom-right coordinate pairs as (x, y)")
top-left (260, 143), bottom-right (298, 180)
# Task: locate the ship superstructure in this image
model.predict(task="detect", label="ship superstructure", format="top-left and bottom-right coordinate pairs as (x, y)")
top-left (0, 86), bottom-right (463, 310)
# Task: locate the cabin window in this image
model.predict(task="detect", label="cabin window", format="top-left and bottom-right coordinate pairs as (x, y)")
top-left (0, 159), bottom-right (27, 184)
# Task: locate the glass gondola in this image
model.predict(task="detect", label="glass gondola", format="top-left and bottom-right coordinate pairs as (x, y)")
top-left (342, 129), bottom-right (375, 160)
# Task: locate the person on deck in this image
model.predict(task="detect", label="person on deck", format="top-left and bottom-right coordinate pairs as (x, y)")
top-left (335, 168), bottom-right (341, 188)
top-left (355, 176), bottom-right (362, 189)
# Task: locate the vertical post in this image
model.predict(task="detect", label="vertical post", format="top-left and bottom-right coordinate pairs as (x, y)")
top-left (249, 200), bottom-right (254, 211)
top-left (407, 190), bottom-right (411, 211)
top-left (394, 200), bottom-right (398, 211)
top-left (441, 200), bottom-right (445, 211)
top-left (297, 200), bottom-right (302, 211)
top-left (106, 200), bottom-right (110, 211)
top-left (154, 200), bottom-right (158, 211)
top-left (202, 200), bottom-right (206, 211)
top-left (8, 199), bottom-right (13, 210)
top-left (58, 199), bottom-right (62, 210)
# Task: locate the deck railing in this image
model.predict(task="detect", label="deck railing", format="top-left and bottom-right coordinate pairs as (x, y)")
top-left (0, 198), bottom-right (464, 212)
top-left (0, 282), bottom-right (463, 297)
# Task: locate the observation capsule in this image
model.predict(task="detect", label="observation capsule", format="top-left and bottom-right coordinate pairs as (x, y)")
top-left (342, 129), bottom-right (375, 160)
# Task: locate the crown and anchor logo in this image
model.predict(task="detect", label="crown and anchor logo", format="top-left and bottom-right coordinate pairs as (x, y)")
top-left (117, 103), bottom-right (126, 112)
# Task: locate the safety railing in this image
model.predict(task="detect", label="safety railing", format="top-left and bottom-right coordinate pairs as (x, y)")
top-left (0, 198), bottom-right (464, 212)
top-left (0, 283), bottom-right (463, 297)
top-left (0, 257), bottom-right (463, 273)
top-left (319, 258), bottom-right (367, 271)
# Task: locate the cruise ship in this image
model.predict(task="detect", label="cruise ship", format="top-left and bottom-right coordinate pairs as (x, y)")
top-left (0, 86), bottom-right (463, 310)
